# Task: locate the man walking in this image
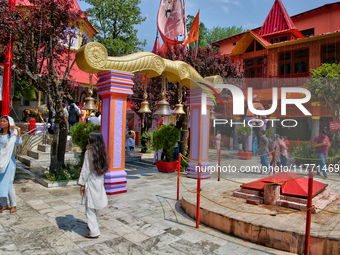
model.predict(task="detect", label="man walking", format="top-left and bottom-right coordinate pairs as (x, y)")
top-left (313, 130), bottom-right (330, 177)
top-left (258, 130), bottom-right (269, 174)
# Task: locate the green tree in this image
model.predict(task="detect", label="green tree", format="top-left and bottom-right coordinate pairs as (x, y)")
top-left (0, 0), bottom-right (84, 174)
top-left (308, 63), bottom-right (340, 146)
top-left (206, 25), bottom-right (244, 45)
top-left (84, 0), bottom-right (146, 56)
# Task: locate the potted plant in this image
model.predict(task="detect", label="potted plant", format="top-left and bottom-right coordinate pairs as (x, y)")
top-left (153, 124), bottom-right (181, 173)
top-left (237, 125), bottom-right (252, 160)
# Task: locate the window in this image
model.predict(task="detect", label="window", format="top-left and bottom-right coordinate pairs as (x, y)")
top-left (243, 56), bottom-right (267, 78)
top-left (245, 60), bottom-right (254, 67)
top-left (300, 28), bottom-right (315, 37)
top-left (278, 49), bottom-right (309, 75)
top-left (280, 36), bottom-right (288, 42)
top-left (233, 42), bottom-right (236, 46)
top-left (321, 43), bottom-right (340, 64)
top-left (256, 41), bottom-right (264, 51)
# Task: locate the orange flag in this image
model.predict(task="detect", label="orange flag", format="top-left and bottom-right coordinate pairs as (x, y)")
top-left (183, 10), bottom-right (199, 46)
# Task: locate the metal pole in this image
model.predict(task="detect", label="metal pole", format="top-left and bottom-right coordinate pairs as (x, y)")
top-left (196, 162), bottom-right (201, 228)
top-left (218, 150), bottom-right (221, 181)
top-left (1, 0), bottom-right (16, 116)
top-left (177, 154), bottom-right (181, 201)
top-left (304, 168), bottom-right (313, 255)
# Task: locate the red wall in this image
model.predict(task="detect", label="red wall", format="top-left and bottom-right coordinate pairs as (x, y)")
top-left (292, 4), bottom-right (340, 36)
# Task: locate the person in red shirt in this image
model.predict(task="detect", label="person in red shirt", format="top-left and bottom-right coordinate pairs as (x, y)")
top-left (284, 136), bottom-right (289, 147)
top-left (313, 130), bottom-right (330, 177)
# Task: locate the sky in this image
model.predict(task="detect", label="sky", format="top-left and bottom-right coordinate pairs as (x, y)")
top-left (77, 0), bottom-right (338, 52)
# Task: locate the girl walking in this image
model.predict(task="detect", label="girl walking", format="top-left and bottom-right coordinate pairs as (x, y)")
top-left (78, 131), bottom-right (108, 238)
top-left (0, 116), bottom-right (22, 213)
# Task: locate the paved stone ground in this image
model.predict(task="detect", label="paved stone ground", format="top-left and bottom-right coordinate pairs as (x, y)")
top-left (0, 160), bottom-right (297, 254)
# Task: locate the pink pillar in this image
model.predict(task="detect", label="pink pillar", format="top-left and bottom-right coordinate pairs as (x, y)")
top-left (187, 89), bottom-right (213, 179)
top-left (97, 70), bottom-right (133, 195)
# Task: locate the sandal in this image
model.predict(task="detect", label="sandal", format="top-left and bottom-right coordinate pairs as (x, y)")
top-left (10, 207), bottom-right (17, 213)
top-left (85, 234), bottom-right (99, 239)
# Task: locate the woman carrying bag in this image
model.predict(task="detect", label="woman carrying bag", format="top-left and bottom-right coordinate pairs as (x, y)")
top-left (0, 116), bottom-right (22, 213)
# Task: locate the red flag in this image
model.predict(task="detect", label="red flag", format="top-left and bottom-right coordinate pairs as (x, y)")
top-left (183, 10), bottom-right (199, 46)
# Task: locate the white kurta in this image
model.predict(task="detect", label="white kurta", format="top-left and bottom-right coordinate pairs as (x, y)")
top-left (78, 151), bottom-right (108, 209)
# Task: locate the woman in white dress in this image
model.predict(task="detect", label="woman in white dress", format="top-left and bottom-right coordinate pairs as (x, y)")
top-left (78, 131), bottom-right (108, 238)
top-left (0, 116), bottom-right (22, 213)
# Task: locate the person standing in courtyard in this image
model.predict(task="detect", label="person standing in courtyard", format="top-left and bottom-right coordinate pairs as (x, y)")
top-left (258, 130), bottom-right (269, 174)
top-left (78, 131), bottom-right (108, 238)
top-left (313, 130), bottom-right (330, 177)
top-left (252, 132), bottom-right (258, 156)
top-left (279, 136), bottom-right (288, 168)
top-left (214, 130), bottom-right (222, 153)
top-left (0, 116), bottom-right (22, 213)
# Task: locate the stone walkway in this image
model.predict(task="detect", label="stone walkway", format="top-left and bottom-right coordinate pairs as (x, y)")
top-left (0, 162), bottom-right (296, 254)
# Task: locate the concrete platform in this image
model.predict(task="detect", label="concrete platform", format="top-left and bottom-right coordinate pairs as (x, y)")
top-left (182, 179), bottom-right (340, 254)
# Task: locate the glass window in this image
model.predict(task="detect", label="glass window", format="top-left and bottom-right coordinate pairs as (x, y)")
top-left (324, 45), bottom-right (336, 54)
top-left (245, 60), bottom-right (254, 67)
top-left (280, 53), bottom-right (291, 61)
top-left (294, 61), bottom-right (307, 73)
top-left (280, 36), bottom-right (288, 42)
top-left (323, 57), bottom-right (338, 64)
top-left (295, 50), bottom-right (307, 59)
top-left (256, 41), bottom-right (264, 51)
top-left (280, 64), bottom-right (291, 75)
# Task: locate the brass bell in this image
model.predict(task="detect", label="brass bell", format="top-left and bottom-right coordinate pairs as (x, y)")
top-left (138, 100), bottom-right (152, 114)
top-left (82, 97), bottom-right (97, 111)
top-left (174, 103), bottom-right (185, 115)
top-left (210, 107), bottom-right (216, 120)
top-left (154, 99), bottom-right (172, 116)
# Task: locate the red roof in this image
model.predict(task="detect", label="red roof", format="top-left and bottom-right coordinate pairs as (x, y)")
top-left (258, 0), bottom-right (298, 36)
top-left (241, 172), bottom-right (328, 198)
top-left (249, 31), bottom-right (271, 46)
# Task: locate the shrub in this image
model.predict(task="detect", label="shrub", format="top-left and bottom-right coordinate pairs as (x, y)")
top-left (141, 131), bottom-right (153, 153)
top-left (70, 122), bottom-right (100, 165)
top-left (153, 125), bottom-right (181, 162)
top-left (43, 160), bottom-right (81, 181)
top-left (292, 143), bottom-right (318, 165)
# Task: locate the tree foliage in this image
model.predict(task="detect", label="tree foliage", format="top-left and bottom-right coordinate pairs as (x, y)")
top-left (308, 63), bottom-right (340, 145)
top-left (186, 15), bottom-right (243, 47)
top-left (0, 0), bottom-right (84, 174)
top-left (205, 25), bottom-right (244, 45)
top-left (84, 0), bottom-right (146, 56)
top-left (308, 63), bottom-right (340, 121)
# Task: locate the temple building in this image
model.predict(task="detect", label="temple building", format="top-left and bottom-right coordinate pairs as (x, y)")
top-left (212, 0), bottom-right (340, 148)
top-left (4, 0), bottom-right (98, 118)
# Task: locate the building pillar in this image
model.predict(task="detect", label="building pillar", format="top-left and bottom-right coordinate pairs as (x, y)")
top-left (311, 117), bottom-right (320, 142)
top-left (97, 70), bottom-right (133, 195)
top-left (187, 89), bottom-right (213, 179)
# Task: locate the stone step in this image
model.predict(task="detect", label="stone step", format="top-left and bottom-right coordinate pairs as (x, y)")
top-left (19, 152), bottom-right (81, 168)
top-left (233, 190), bottom-right (263, 201)
top-left (18, 155), bottom-right (50, 168)
top-left (28, 150), bottom-right (50, 160)
top-left (38, 144), bottom-right (51, 153)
